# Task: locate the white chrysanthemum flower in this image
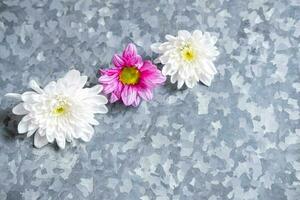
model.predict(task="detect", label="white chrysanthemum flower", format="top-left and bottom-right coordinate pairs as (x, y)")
top-left (5, 70), bottom-right (108, 149)
top-left (151, 30), bottom-right (219, 88)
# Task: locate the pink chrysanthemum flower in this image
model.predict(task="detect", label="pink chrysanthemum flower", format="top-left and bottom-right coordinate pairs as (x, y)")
top-left (99, 43), bottom-right (166, 107)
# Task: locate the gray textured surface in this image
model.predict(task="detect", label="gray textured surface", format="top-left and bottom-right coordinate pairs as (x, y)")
top-left (0, 0), bottom-right (299, 199)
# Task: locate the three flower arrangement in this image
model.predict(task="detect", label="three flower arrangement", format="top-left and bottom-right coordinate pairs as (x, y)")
top-left (5, 30), bottom-right (219, 149)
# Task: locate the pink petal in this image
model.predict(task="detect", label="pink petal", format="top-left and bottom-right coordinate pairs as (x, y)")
top-left (115, 82), bottom-right (123, 96)
top-left (139, 60), bottom-right (157, 72)
top-left (98, 74), bottom-right (118, 84)
top-left (121, 85), bottom-right (130, 106)
top-left (133, 55), bottom-right (143, 68)
top-left (122, 43), bottom-right (137, 59)
top-left (100, 68), bottom-right (120, 76)
top-left (110, 93), bottom-right (120, 103)
top-left (132, 96), bottom-right (141, 107)
top-left (103, 81), bottom-right (118, 94)
top-left (112, 54), bottom-right (125, 67)
top-left (140, 61), bottom-right (166, 85)
top-left (151, 72), bottom-right (166, 85)
top-left (138, 78), bottom-right (155, 89)
top-left (124, 53), bottom-right (142, 67)
top-left (138, 88), bottom-right (153, 101)
top-left (121, 85), bottom-right (137, 106)
top-left (127, 86), bottom-right (137, 105)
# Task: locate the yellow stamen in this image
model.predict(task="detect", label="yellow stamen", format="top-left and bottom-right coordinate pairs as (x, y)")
top-left (119, 67), bottom-right (140, 85)
top-left (52, 97), bottom-right (69, 116)
top-left (181, 45), bottom-right (196, 62)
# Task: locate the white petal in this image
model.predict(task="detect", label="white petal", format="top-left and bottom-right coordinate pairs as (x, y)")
top-left (170, 73), bottom-right (178, 84)
top-left (199, 73), bottom-right (214, 86)
top-left (64, 69), bottom-right (81, 82)
top-left (185, 78), bottom-right (196, 88)
top-left (18, 117), bottom-right (29, 134)
top-left (177, 79), bottom-right (184, 89)
top-left (81, 125), bottom-right (94, 142)
top-left (28, 123), bottom-right (38, 131)
top-left (60, 70), bottom-right (87, 90)
top-left (178, 30), bottom-right (191, 39)
top-left (34, 133), bottom-right (48, 148)
top-left (21, 91), bottom-right (38, 102)
top-left (56, 136), bottom-right (66, 149)
top-left (150, 43), bottom-right (162, 53)
top-left (65, 130), bottom-right (73, 142)
top-left (29, 80), bottom-right (44, 94)
top-left (165, 34), bottom-right (176, 41)
top-left (27, 128), bottom-right (37, 137)
top-left (178, 66), bottom-right (190, 79)
top-left (96, 95), bottom-right (108, 104)
top-left (72, 129), bottom-right (81, 139)
top-left (84, 95), bottom-right (108, 105)
top-left (46, 132), bottom-right (55, 143)
top-left (78, 76), bottom-right (88, 89)
top-left (192, 30), bottom-right (203, 39)
top-left (90, 85), bottom-right (103, 94)
top-left (44, 81), bottom-right (57, 94)
top-left (5, 93), bottom-right (22, 100)
top-left (21, 114), bottom-right (32, 122)
top-left (159, 54), bottom-right (170, 64)
top-left (200, 59), bottom-right (217, 75)
top-left (89, 118), bottom-right (99, 125)
top-left (162, 64), bottom-right (172, 76)
top-left (12, 103), bottom-right (28, 115)
top-left (162, 63), bottom-right (177, 76)
top-left (94, 105), bottom-right (108, 114)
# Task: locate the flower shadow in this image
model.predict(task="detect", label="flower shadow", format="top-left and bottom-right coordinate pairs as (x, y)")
top-left (0, 107), bottom-right (25, 140)
top-left (161, 76), bottom-right (192, 95)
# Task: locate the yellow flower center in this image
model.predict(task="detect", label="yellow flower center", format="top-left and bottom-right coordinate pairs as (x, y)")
top-left (181, 45), bottom-right (196, 62)
top-left (119, 67), bottom-right (140, 85)
top-left (52, 97), bottom-right (69, 116)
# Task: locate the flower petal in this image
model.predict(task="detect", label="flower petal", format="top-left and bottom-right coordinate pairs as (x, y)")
top-left (44, 81), bottom-right (57, 94)
top-left (150, 43), bottom-right (162, 53)
top-left (81, 125), bottom-right (94, 142)
top-left (192, 30), bottom-right (203, 39)
top-left (138, 89), bottom-right (153, 101)
top-left (64, 69), bottom-right (81, 82)
top-left (122, 43), bottom-right (137, 59)
top-left (89, 118), bottom-right (99, 126)
top-left (185, 78), bottom-right (196, 88)
top-left (56, 135), bottom-right (66, 149)
top-left (18, 117), bottom-right (29, 134)
top-left (121, 85), bottom-right (130, 106)
top-left (110, 92), bottom-right (120, 103)
top-left (178, 30), bottom-right (191, 39)
top-left (98, 74), bottom-right (118, 84)
top-left (27, 128), bottom-right (37, 138)
top-left (29, 80), bottom-right (44, 94)
top-left (199, 73), bottom-right (214, 86)
top-left (94, 105), bottom-right (108, 113)
top-left (34, 133), bottom-right (48, 148)
top-left (177, 79), bottom-right (184, 89)
top-left (21, 91), bottom-right (38, 102)
top-left (102, 81), bottom-right (118, 94)
top-left (13, 103), bottom-right (28, 115)
top-left (87, 85), bottom-right (103, 94)
top-left (5, 93), bottom-right (22, 100)
top-left (134, 55), bottom-right (143, 68)
top-left (112, 54), bottom-right (125, 67)
top-left (132, 96), bottom-right (141, 107)
top-left (127, 86), bottom-right (137, 105)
